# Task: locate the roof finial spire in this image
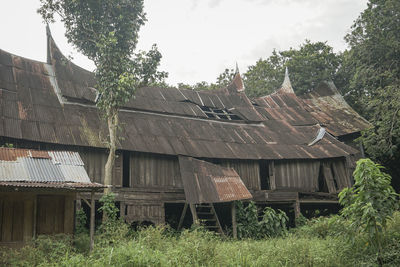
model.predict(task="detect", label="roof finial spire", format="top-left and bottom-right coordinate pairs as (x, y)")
top-left (235, 62), bottom-right (239, 74)
top-left (230, 62), bottom-right (245, 93)
top-left (279, 67), bottom-right (294, 94)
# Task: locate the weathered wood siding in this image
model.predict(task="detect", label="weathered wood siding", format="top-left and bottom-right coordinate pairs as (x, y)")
top-left (322, 159), bottom-right (352, 193)
top-left (79, 149), bottom-right (122, 186)
top-left (219, 160), bottom-right (260, 190)
top-left (130, 152), bottom-right (182, 188)
top-left (0, 192), bottom-right (75, 244)
top-left (274, 160), bottom-right (320, 191)
top-left (124, 202), bottom-right (164, 224)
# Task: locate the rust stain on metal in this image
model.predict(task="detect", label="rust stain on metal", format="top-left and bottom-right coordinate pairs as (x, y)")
top-left (213, 176), bottom-right (252, 202)
top-left (179, 156), bottom-right (252, 204)
top-left (17, 101), bottom-right (28, 120)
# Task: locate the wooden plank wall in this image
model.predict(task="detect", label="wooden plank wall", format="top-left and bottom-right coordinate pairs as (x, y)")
top-left (79, 149), bottom-right (122, 186)
top-left (0, 194), bottom-right (33, 242)
top-left (130, 152), bottom-right (182, 188)
top-left (0, 192), bottom-right (75, 244)
top-left (274, 160), bottom-right (320, 191)
top-left (124, 202), bottom-right (165, 225)
top-left (220, 160), bottom-right (261, 190)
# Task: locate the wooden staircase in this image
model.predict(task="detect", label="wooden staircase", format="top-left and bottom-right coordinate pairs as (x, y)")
top-left (192, 203), bottom-right (224, 234)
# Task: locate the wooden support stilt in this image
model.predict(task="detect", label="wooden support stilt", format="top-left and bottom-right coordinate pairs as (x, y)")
top-left (177, 203), bottom-right (188, 230)
top-left (294, 196), bottom-right (301, 219)
top-left (231, 202), bottom-right (237, 239)
top-left (89, 191), bottom-right (95, 252)
top-left (120, 202), bottom-right (126, 221)
top-left (189, 204), bottom-right (198, 225)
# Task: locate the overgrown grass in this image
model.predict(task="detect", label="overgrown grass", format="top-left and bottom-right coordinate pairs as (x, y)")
top-left (2, 212), bottom-right (400, 266)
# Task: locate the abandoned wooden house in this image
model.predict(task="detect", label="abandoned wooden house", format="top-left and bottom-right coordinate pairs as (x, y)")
top-left (0, 147), bottom-right (102, 246)
top-left (0, 28), bottom-right (370, 234)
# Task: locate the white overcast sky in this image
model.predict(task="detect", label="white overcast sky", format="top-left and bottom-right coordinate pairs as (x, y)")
top-left (0, 0), bottom-right (367, 86)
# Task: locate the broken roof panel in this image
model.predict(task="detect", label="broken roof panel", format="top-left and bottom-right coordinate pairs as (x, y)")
top-left (301, 81), bottom-right (371, 136)
top-left (179, 156), bottom-right (252, 204)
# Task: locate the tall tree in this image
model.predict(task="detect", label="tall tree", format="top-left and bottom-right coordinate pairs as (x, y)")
top-left (244, 50), bottom-right (284, 97)
top-left (38, 0), bottom-right (167, 193)
top-left (344, 0), bottom-right (400, 189)
top-left (243, 41), bottom-right (342, 97)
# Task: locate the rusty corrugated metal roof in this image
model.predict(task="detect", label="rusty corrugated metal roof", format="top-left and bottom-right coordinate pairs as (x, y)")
top-left (179, 156), bottom-right (252, 204)
top-left (0, 148), bottom-right (97, 188)
top-left (0, 33), bottom-right (361, 161)
top-left (301, 81), bottom-right (371, 136)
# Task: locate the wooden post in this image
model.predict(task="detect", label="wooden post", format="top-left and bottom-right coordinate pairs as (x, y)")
top-left (177, 203), bottom-right (188, 230)
top-left (294, 196), bottom-right (301, 219)
top-left (120, 202), bottom-right (126, 221)
top-left (189, 204), bottom-right (198, 225)
top-left (89, 191), bottom-right (95, 252)
top-left (33, 195), bottom-right (37, 239)
top-left (231, 202), bottom-right (237, 239)
top-left (269, 161), bottom-right (276, 190)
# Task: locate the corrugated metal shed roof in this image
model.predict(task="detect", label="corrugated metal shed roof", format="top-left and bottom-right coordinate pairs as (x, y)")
top-left (0, 148), bottom-right (99, 189)
top-left (179, 156), bottom-right (252, 204)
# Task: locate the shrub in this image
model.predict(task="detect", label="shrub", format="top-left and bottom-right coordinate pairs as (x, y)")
top-left (236, 201), bottom-right (288, 239)
top-left (339, 158), bottom-right (399, 264)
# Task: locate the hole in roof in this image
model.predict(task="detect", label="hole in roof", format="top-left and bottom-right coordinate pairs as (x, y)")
top-left (199, 106), bottom-right (242, 121)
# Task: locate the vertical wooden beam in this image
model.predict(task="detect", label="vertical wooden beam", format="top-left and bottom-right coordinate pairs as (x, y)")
top-left (269, 161), bottom-right (276, 190)
top-left (231, 202), bottom-right (237, 239)
top-left (120, 202), bottom-right (126, 221)
top-left (33, 195), bottom-right (37, 239)
top-left (189, 204), bottom-right (198, 225)
top-left (177, 203), bottom-right (188, 230)
top-left (23, 198), bottom-right (34, 242)
top-left (294, 194), bottom-right (301, 219)
top-left (89, 191), bottom-right (95, 252)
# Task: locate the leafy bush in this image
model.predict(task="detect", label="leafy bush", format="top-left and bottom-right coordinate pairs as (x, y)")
top-left (236, 201), bottom-right (288, 239)
top-left (75, 208), bottom-right (88, 235)
top-left (339, 158), bottom-right (399, 264)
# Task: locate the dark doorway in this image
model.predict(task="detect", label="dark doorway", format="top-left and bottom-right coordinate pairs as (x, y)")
top-left (122, 151), bottom-right (130, 187)
top-left (164, 203), bottom-right (192, 229)
top-left (259, 160), bottom-right (270, 190)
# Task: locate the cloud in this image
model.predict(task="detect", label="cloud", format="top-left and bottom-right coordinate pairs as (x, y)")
top-left (208, 0), bottom-right (224, 8)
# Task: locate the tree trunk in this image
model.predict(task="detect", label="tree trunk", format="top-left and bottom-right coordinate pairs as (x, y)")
top-left (104, 111), bottom-right (118, 194)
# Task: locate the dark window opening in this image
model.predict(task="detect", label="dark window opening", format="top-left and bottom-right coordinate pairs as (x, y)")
top-left (122, 151), bottom-right (130, 187)
top-left (199, 106), bottom-right (242, 121)
top-left (318, 165), bottom-right (329, 193)
top-left (330, 164), bottom-right (339, 191)
top-left (259, 160), bottom-right (270, 190)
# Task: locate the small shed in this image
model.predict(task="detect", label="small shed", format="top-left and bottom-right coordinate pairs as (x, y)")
top-left (0, 148), bottom-right (102, 247)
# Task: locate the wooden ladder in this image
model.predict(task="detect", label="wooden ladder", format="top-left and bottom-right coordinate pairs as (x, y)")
top-left (191, 203), bottom-right (224, 235)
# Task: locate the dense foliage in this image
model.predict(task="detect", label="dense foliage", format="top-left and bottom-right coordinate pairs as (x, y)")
top-left (2, 212), bottom-right (400, 266)
top-left (339, 158), bottom-right (399, 264)
top-left (236, 201), bottom-right (288, 239)
top-left (343, 0), bottom-right (400, 190)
